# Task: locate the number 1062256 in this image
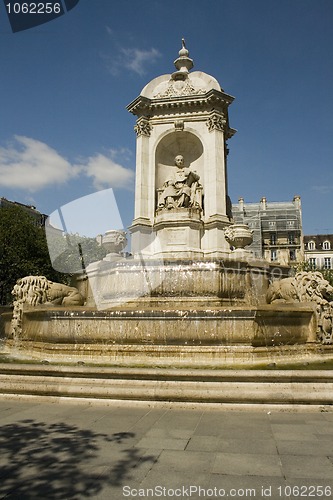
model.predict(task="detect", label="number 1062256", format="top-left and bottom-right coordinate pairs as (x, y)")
top-left (6, 3), bottom-right (62, 14)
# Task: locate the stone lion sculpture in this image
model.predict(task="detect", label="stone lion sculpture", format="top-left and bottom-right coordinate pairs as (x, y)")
top-left (267, 271), bottom-right (333, 344)
top-left (11, 276), bottom-right (84, 338)
top-left (12, 275), bottom-right (84, 307)
top-left (267, 271), bottom-right (333, 304)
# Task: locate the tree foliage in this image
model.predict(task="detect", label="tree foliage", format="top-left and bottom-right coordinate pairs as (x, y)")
top-left (0, 204), bottom-right (108, 305)
top-left (0, 205), bottom-right (66, 305)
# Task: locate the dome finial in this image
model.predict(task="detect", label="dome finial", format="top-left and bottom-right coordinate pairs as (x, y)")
top-left (172, 38), bottom-right (193, 80)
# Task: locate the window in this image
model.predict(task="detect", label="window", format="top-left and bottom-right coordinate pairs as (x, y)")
top-left (271, 250), bottom-right (277, 262)
top-left (324, 257), bottom-right (331, 269)
top-left (268, 221), bottom-right (276, 229)
top-left (309, 258), bottom-right (316, 269)
top-left (288, 233), bottom-right (295, 245)
top-left (323, 241), bottom-right (331, 251)
top-left (287, 220), bottom-right (295, 228)
top-left (289, 249), bottom-right (296, 261)
top-left (270, 233), bottom-right (276, 245)
top-left (308, 241), bottom-right (315, 250)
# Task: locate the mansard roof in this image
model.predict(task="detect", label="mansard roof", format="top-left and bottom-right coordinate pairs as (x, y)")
top-left (304, 234), bottom-right (333, 245)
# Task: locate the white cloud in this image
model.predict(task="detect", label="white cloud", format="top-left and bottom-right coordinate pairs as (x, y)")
top-left (82, 152), bottom-right (134, 190)
top-left (0, 136), bottom-right (79, 191)
top-left (121, 47), bottom-right (161, 76)
top-left (105, 45), bottom-right (161, 76)
top-left (311, 185), bottom-right (333, 194)
top-left (0, 136), bottom-right (134, 192)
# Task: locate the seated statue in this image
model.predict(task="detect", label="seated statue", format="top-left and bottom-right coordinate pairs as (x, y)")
top-left (158, 155), bottom-right (201, 209)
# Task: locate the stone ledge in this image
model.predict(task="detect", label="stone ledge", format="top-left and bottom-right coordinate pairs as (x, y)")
top-left (0, 363), bottom-right (333, 406)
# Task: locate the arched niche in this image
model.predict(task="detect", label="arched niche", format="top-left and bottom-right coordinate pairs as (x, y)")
top-left (155, 131), bottom-right (204, 193)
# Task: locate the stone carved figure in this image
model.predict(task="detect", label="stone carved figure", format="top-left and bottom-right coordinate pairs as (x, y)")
top-left (12, 276), bottom-right (84, 307)
top-left (11, 276), bottom-right (84, 338)
top-left (267, 271), bottom-right (333, 344)
top-left (158, 155), bottom-right (201, 209)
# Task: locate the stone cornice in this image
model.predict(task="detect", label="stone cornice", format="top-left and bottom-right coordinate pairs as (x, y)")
top-left (204, 214), bottom-right (232, 228)
top-left (129, 218), bottom-right (153, 232)
top-left (127, 89), bottom-right (235, 118)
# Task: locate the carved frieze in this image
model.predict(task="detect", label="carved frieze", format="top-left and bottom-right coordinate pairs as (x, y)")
top-left (154, 78), bottom-right (205, 99)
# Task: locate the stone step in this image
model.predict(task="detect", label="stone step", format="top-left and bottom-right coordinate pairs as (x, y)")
top-left (0, 363), bottom-right (333, 406)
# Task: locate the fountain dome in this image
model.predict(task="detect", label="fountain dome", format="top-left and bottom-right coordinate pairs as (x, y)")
top-left (139, 39), bottom-right (224, 99)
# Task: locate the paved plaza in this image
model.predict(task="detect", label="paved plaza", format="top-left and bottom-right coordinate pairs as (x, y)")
top-left (0, 399), bottom-right (333, 499)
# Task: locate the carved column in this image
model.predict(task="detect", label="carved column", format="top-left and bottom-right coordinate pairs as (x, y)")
top-left (133, 117), bottom-right (152, 222)
top-left (204, 111), bottom-right (229, 221)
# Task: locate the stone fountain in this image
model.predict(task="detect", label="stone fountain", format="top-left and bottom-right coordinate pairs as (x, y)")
top-left (1, 41), bottom-right (333, 367)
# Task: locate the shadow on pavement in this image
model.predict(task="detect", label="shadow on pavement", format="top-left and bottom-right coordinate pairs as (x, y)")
top-left (0, 419), bottom-right (156, 498)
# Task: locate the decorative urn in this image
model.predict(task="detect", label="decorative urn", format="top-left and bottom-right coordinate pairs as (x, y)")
top-left (224, 224), bottom-right (253, 251)
top-left (101, 230), bottom-right (127, 256)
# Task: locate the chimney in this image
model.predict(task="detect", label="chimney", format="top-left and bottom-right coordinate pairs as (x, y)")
top-left (293, 195), bottom-right (301, 209)
top-left (260, 197), bottom-right (267, 211)
top-left (238, 197), bottom-right (244, 212)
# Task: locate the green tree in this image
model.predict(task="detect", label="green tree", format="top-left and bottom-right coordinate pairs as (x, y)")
top-left (318, 268), bottom-right (333, 287)
top-left (0, 205), bottom-right (66, 305)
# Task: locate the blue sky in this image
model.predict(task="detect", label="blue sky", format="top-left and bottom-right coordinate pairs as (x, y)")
top-left (0, 0), bottom-right (332, 237)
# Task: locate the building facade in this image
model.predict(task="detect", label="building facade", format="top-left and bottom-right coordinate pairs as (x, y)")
top-left (304, 235), bottom-right (333, 270)
top-left (0, 197), bottom-right (47, 227)
top-left (232, 196), bottom-right (303, 264)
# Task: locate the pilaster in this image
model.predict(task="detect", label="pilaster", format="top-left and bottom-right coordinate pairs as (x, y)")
top-left (133, 121), bottom-right (151, 222)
